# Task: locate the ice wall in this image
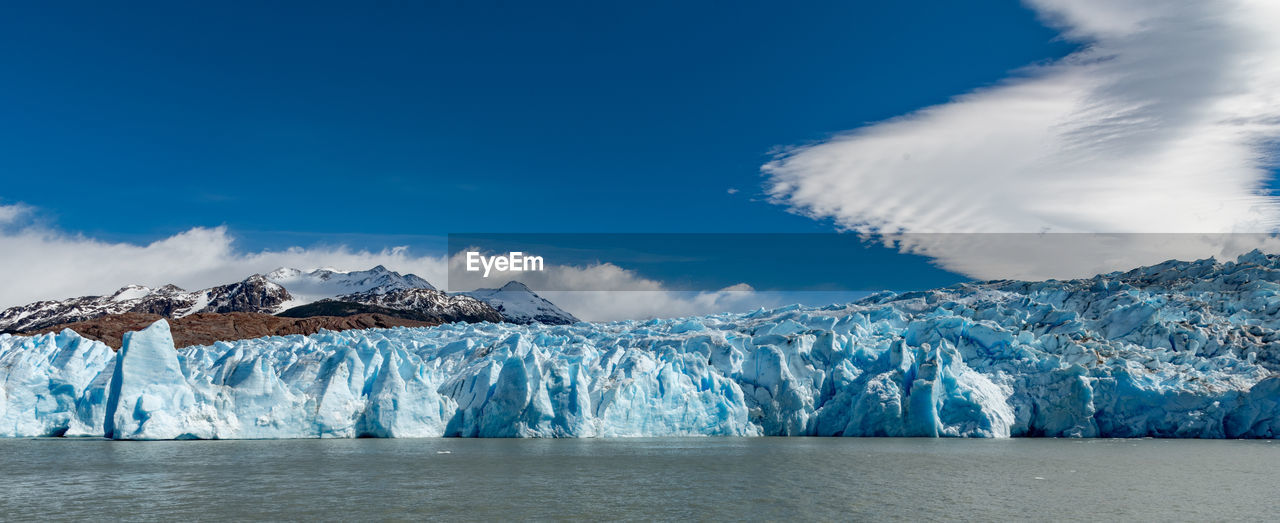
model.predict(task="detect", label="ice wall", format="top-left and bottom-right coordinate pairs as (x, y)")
top-left (2, 252), bottom-right (1279, 439)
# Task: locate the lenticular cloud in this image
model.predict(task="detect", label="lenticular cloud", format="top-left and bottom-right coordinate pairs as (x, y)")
top-left (763, 0), bottom-right (1280, 280)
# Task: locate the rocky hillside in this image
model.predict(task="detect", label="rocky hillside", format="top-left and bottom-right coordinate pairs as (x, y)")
top-left (334, 288), bottom-right (503, 323)
top-left (0, 275), bottom-right (291, 333)
top-left (23, 311), bottom-right (437, 349)
top-left (1, 266), bottom-right (576, 334)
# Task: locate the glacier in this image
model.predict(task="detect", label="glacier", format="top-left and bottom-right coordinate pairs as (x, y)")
top-left (3, 252), bottom-right (1280, 439)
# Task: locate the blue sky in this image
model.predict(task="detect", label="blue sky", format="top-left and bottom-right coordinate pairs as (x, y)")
top-left (4, 1), bottom-right (1280, 320)
top-left (1, 1), bottom-right (1073, 249)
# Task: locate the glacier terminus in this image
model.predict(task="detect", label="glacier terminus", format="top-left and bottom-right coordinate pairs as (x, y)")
top-left (2, 252), bottom-right (1280, 440)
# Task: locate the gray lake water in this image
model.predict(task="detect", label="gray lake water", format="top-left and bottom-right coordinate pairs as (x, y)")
top-left (0, 438), bottom-right (1275, 521)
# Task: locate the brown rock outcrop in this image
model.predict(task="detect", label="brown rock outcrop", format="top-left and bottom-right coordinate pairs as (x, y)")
top-left (22, 311), bottom-right (438, 349)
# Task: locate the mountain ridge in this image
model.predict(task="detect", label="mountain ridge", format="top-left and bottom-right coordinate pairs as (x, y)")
top-left (0, 274), bottom-right (291, 333)
top-left (1, 266), bottom-right (575, 332)
top-left (460, 281), bottom-right (578, 325)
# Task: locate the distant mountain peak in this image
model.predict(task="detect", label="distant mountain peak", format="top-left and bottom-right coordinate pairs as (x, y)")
top-left (264, 265), bottom-right (437, 304)
top-left (499, 281), bottom-right (532, 292)
top-left (267, 267), bottom-right (300, 279)
top-left (461, 281), bottom-right (577, 325)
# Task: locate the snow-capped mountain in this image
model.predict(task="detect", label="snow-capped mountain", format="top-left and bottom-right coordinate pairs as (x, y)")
top-left (332, 288), bottom-right (503, 324)
top-left (283, 283), bottom-right (571, 325)
top-left (0, 275), bottom-right (291, 333)
top-left (460, 281), bottom-right (578, 325)
top-left (0, 265), bottom-right (438, 333)
top-left (266, 265), bottom-right (435, 305)
top-left (1, 265), bottom-right (576, 333)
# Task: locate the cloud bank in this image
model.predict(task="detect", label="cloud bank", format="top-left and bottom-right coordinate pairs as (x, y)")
top-left (443, 249), bottom-right (785, 322)
top-left (0, 204), bottom-right (450, 309)
top-left (763, 0), bottom-right (1280, 279)
top-left (0, 204), bottom-right (787, 321)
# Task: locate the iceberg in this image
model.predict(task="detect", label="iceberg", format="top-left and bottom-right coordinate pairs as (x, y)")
top-left (2, 252), bottom-right (1280, 439)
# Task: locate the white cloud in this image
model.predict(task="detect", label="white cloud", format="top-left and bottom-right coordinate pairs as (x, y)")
top-left (763, 0), bottom-right (1280, 279)
top-left (0, 213), bottom-right (449, 309)
top-left (0, 209), bottom-right (804, 321)
top-left (444, 250), bottom-right (784, 322)
top-left (0, 203), bottom-right (32, 226)
top-left (446, 250), bottom-right (666, 293)
top-left (536, 290), bottom-right (756, 323)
